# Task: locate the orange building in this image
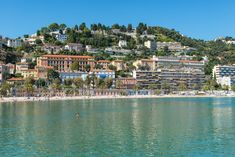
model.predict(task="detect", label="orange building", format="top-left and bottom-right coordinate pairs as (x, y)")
top-left (37, 55), bottom-right (95, 72)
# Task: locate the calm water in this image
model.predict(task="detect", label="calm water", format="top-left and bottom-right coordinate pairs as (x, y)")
top-left (0, 98), bottom-right (235, 157)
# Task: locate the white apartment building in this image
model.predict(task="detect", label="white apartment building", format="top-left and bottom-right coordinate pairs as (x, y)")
top-left (213, 65), bottom-right (235, 88)
top-left (118, 40), bottom-right (127, 48)
top-left (144, 40), bottom-right (157, 51)
top-left (7, 39), bottom-right (22, 48)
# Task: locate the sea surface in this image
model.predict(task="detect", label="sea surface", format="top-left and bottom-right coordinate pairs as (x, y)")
top-left (0, 98), bottom-right (235, 157)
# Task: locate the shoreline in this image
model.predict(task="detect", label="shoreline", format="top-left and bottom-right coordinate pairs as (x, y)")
top-left (1, 94), bottom-right (235, 103)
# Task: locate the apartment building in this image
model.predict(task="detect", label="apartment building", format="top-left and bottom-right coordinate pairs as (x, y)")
top-left (213, 65), bottom-right (235, 88)
top-left (37, 55), bottom-right (95, 72)
top-left (144, 40), bottom-right (157, 51)
top-left (111, 60), bottom-right (126, 71)
top-left (133, 68), bottom-right (205, 90)
top-left (7, 39), bottom-right (22, 48)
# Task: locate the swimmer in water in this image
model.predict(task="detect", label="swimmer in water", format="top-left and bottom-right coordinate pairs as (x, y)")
top-left (75, 113), bottom-right (80, 118)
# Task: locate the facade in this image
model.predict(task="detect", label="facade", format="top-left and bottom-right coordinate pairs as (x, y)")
top-left (111, 60), bottom-right (126, 71)
top-left (213, 65), bottom-right (235, 88)
top-left (116, 78), bottom-right (137, 89)
top-left (144, 40), bottom-right (157, 51)
top-left (42, 44), bottom-right (62, 54)
top-left (133, 68), bottom-right (205, 90)
top-left (90, 70), bottom-right (115, 79)
top-left (37, 55), bottom-right (95, 72)
top-left (133, 59), bottom-right (155, 70)
top-left (0, 64), bottom-right (9, 84)
top-left (97, 60), bottom-right (110, 70)
top-left (16, 62), bottom-right (29, 74)
top-left (21, 69), bottom-right (38, 79)
top-left (55, 34), bottom-right (68, 43)
top-left (60, 71), bottom-right (88, 81)
top-left (7, 39), bottom-right (22, 48)
top-left (64, 43), bottom-right (83, 52)
top-left (118, 40), bottom-right (127, 48)
top-left (5, 63), bottom-right (15, 74)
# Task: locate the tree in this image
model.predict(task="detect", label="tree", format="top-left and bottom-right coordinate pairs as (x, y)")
top-left (64, 78), bottom-right (73, 87)
top-left (73, 78), bottom-right (84, 89)
top-left (49, 23), bottom-right (60, 31)
top-left (35, 39), bottom-right (43, 45)
top-left (35, 78), bottom-right (47, 88)
top-left (71, 62), bottom-right (79, 71)
top-left (85, 75), bottom-right (92, 89)
top-left (85, 65), bottom-right (91, 72)
top-left (108, 65), bottom-right (117, 71)
top-left (79, 23), bottom-right (86, 31)
top-left (51, 78), bottom-right (62, 91)
top-left (24, 77), bottom-right (35, 96)
top-left (0, 82), bottom-right (11, 96)
top-left (178, 82), bottom-right (187, 91)
top-left (59, 24), bottom-right (67, 30)
top-left (47, 69), bottom-right (60, 83)
top-left (95, 64), bottom-right (103, 69)
top-left (127, 24), bottom-right (133, 32)
top-left (116, 80), bottom-right (123, 89)
top-left (104, 78), bottom-right (113, 89)
top-left (231, 85), bottom-right (235, 92)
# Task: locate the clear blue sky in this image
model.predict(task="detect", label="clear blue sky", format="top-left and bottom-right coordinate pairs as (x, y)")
top-left (1, 0), bottom-right (234, 40)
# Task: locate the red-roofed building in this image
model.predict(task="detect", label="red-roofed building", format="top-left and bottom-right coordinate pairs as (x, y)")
top-left (37, 55), bottom-right (95, 72)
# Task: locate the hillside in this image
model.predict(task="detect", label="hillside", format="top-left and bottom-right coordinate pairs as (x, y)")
top-left (1, 22), bottom-right (235, 75)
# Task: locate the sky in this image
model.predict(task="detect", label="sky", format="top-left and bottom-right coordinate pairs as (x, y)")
top-left (0, 0), bottom-right (234, 40)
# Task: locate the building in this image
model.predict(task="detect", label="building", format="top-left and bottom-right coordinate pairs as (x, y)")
top-left (60, 71), bottom-right (88, 82)
top-left (97, 60), bottom-right (110, 70)
top-left (5, 63), bottom-right (15, 74)
top-left (144, 40), bottom-right (157, 51)
top-left (21, 69), bottom-right (38, 79)
top-left (116, 78), bottom-right (136, 89)
top-left (0, 64), bottom-right (9, 84)
top-left (37, 55), bottom-right (95, 72)
top-left (153, 56), bottom-right (205, 70)
top-left (65, 43), bottom-right (83, 52)
top-left (111, 60), bottom-right (126, 71)
top-left (7, 77), bottom-right (24, 85)
top-left (213, 65), bottom-right (235, 88)
top-left (133, 59), bottom-right (155, 71)
top-left (133, 68), bottom-right (205, 90)
top-left (7, 39), bottom-right (22, 48)
top-left (90, 70), bottom-right (115, 79)
top-left (118, 40), bottom-right (127, 48)
top-left (42, 44), bottom-right (62, 54)
top-left (55, 34), bottom-right (67, 43)
top-left (16, 62), bottom-right (29, 74)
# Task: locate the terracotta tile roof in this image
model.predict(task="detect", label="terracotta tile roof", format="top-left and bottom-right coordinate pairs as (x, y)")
top-left (180, 60), bottom-right (202, 63)
top-left (42, 54), bottom-right (94, 59)
top-left (7, 77), bottom-right (24, 81)
top-left (98, 60), bottom-right (110, 63)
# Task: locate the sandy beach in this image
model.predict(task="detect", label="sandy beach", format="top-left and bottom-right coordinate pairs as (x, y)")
top-left (1, 94), bottom-right (235, 103)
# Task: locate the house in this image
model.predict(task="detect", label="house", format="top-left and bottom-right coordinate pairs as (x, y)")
top-left (7, 39), bottom-right (22, 48)
top-left (5, 63), bottom-right (15, 74)
top-left (16, 62), bottom-right (29, 74)
top-left (111, 60), bottom-right (126, 71)
top-left (7, 77), bottom-right (24, 85)
top-left (144, 40), bottom-right (157, 51)
top-left (60, 71), bottom-right (88, 82)
top-left (55, 34), bottom-right (67, 43)
top-left (64, 43), bottom-right (83, 52)
top-left (97, 60), bottom-right (110, 70)
top-left (42, 44), bottom-right (62, 54)
top-left (118, 40), bottom-right (127, 48)
top-left (21, 69), bottom-right (38, 79)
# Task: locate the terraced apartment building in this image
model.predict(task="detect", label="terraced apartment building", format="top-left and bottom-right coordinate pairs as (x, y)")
top-left (133, 56), bottom-right (206, 90)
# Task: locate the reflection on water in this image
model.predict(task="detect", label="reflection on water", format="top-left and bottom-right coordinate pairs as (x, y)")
top-left (0, 98), bottom-right (235, 156)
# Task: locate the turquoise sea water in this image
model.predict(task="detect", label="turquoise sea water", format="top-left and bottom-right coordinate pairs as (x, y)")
top-left (0, 98), bottom-right (235, 157)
